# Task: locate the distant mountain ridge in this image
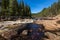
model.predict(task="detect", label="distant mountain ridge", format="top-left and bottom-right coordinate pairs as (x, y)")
top-left (32, 0), bottom-right (60, 17)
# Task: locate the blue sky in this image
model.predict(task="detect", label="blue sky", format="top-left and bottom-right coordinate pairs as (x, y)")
top-left (17, 0), bottom-right (58, 13)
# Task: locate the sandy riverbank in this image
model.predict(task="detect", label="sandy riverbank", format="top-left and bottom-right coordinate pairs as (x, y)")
top-left (35, 15), bottom-right (60, 31)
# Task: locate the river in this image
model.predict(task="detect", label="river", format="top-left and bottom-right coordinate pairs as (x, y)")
top-left (0, 20), bottom-right (45, 40)
top-left (22, 23), bottom-right (45, 40)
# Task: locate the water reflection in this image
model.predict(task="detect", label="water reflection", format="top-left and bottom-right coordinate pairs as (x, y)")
top-left (11, 23), bottom-right (45, 40)
top-left (26, 23), bottom-right (45, 40)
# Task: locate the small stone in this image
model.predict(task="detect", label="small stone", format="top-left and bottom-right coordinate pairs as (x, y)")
top-left (21, 30), bottom-right (28, 36)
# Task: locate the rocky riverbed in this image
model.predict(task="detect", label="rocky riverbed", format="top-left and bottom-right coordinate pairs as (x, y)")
top-left (0, 18), bottom-right (60, 40)
top-left (35, 15), bottom-right (60, 40)
top-left (0, 19), bottom-right (34, 40)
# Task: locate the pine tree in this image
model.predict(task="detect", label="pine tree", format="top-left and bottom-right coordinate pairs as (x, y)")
top-left (9, 0), bottom-right (14, 16)
top-left (1, 0), bottom-right (5, 16)
top-left (5, 0), bottom-right (9, 17)
top-left (11, 0), bottom-right (18, 16)
top-left (25, 5), bottom-right (31, 17)
top-left (19, 0), bottom-right (25, 17)
top-left (1, 0), bottom-right (9, 17)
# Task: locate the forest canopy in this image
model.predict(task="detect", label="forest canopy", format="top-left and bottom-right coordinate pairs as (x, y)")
top-left (0, 0), bottom-right (31, 19)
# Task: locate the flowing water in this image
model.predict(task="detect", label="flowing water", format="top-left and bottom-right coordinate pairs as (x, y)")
top-left (0, 22), bottom-right (45, 40)
top-left (25, 23), bottom-right (45, 40)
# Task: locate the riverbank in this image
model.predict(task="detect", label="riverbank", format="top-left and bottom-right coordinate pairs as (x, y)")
top-left (0, 16), bottom-right (60, 40)
top-left (35, 15), bottom-right (60, 40)
top-left (0, 19), bottom-right (34, 40)
top-left (35, 15), bottom-right (60, 31)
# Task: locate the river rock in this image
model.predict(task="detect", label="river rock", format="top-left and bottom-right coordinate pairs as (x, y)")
top-left (54, 36), bottom-right (60, 40)
top-left (55, 32), bottom-right (60, 36)
top-left (21, 30), bottom-right (28, 36)
top-left (45, 32), bottom-right (60, 40)
top-left (0, 23), bottom-right (27, 40)
top-left (45, 32), bottom-right (57, 40)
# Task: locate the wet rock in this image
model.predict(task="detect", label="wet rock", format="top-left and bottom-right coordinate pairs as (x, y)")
top-left (21, 30), bottom-right (28, 36)
top-left (55, 32), bottom-right (60, 36)
top-left (1, 30), bottom-right (17, 39)
top-left (54, 36), bottom-right (60, 40)
top-left (45, 32), bottom-right (60, 40)
top-left (0, 23), bottom-right (27, 40)
top-left (45, 32), bottom-right (57, 40)
top-left (43, 38), bottom-right (50, 40)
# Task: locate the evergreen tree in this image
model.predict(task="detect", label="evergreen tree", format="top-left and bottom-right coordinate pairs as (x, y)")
top-left (1, 0), bottom-right (9, 16)
top-left (1, 0), bottom-right (32, 19)
top-left (18, 0), bottom-right (31, 18)
top-left (11, 0), bottom-right (18, 16)
top-left (19, 0), bottom-right (24, 17)
top-left (9, 0), bottom-right (14, 16)
top-left (26, 5), bottom-right (31, 17)
top-left (5, 0), bottom-right (9, 17)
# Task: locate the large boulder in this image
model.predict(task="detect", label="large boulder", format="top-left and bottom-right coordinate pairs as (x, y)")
top-left (45, 32), bottom-right (60, 40)
top-left (0, 23), bottom-right (27, 40)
